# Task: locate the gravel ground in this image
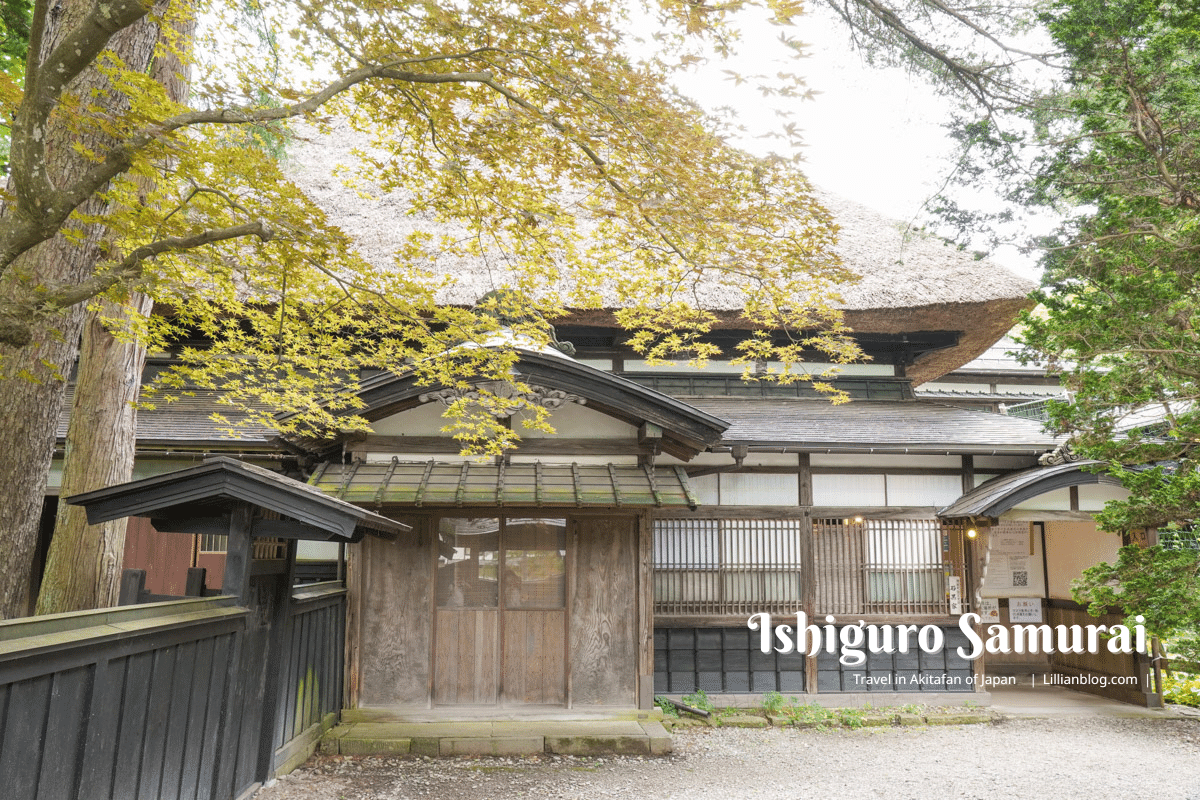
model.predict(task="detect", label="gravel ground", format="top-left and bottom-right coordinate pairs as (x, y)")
top-left (255, 716), bottom-right (1200, 800)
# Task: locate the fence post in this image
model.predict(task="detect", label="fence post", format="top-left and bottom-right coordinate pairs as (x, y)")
top-left (185, 567), bottom-right (207, 597)
top-left (118, 569), bottom-right (146, 606)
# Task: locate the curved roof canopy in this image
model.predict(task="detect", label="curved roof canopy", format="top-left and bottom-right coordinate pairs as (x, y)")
top-left (938, 460), bottom-right (1121, 519)
top-left (344, 348), bottom-right (729, 460)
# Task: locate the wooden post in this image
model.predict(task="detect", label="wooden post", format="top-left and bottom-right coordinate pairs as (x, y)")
top-left (798, 453), bottom-right (817, 695)
top-left (118, 569), bottom-right (146, 606)
top-left (637, 511), bottom-right (655, 709)
top-left (185, 567), bottom-right (207, 597)
top-left (259, 538), bottom-right (298, 780)
top-left (222, 504), bottom-right (254, 605)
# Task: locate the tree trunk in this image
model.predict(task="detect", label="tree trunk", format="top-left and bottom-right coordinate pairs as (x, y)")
top-left (34, 3), bottom-right (196, 615)
top-left (35, 295), bottom-right (153, 613)
top-left (0, 2), bottom-right (163, 619)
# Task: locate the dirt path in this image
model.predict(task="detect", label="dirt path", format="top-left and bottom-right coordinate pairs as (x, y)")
top-left (256, 716), bottom-right (1200, 800)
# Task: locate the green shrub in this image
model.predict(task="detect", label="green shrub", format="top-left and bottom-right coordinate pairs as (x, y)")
top-left (760, 691), bottom-right (785, 714)
top-left (681, 689), bottom-right (716, 713)
top-left (1163, 672), bottom-right (1200, 707)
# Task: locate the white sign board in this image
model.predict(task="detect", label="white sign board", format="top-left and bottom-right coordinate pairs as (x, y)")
top-left (1008, 597), bottom-right (1043, 623)
top-left (979, 598), bottom-right (1000, 623)
top-left (947, 575), bottom-right (962, 615)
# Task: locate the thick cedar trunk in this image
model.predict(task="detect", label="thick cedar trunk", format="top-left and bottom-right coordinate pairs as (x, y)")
top-left (35, 295), bottom-right (153, 613)
top-left (35, 4), bottom-right (195, 614)
top-left (0, 3), bottom-right (162, 618)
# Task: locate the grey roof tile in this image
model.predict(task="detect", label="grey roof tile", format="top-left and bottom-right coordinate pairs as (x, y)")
top-left (687, 398), bottom-right (1062, 452)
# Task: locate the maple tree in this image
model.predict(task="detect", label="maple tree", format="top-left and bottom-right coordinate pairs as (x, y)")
top-left (0, 0), bottom-right (861, 617)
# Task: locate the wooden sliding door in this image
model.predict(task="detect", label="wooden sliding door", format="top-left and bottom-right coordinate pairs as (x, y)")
top-left (434, 516), bottom-right (567, 706)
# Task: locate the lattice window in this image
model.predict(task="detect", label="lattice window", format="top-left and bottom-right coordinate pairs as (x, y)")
top-left (815, 518), bottom-right (970, 616)
top-left (653, 518), bottom-right (803, 616)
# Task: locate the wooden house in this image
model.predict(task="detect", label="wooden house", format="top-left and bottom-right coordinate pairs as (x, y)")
top-left (42, 135), bottom-right (1156, 711)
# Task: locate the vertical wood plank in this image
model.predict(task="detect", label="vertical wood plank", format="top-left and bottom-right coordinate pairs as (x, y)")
top-left (2, 675), bottom-right (51, 800)
top-left (195, 633), bottom-right (233, 800)
top-left (177, 636), bottom-right (216, 800)
top-left (39, 667), bottom-right (93, 800)
top-left (801, 509), bottom-right (818, 694)
top-left (138, 646), bottom-right (177, 799)
top-left (77, 656), bottom-right (126, 800)
top-left (158, 641), bottom-right (199, 800)
top-left (357, 521), bottom-right (430, 706)
top-left (571, 517), bottom-right (637, 706)
top-left (112, 651), bottom-right (153, 800)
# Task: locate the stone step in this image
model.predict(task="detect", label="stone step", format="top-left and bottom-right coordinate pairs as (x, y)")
top-left (321, 719), bottom-right (672, 757)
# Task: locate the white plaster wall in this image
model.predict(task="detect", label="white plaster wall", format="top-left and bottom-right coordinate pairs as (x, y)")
top-left (885, 473), bottom-right (964, 507)
top-left (1010, 487), bottom-right (1072, 511)
top-left (1044, 521), bottom-right (1121, 600)
top-left (812, 473), bottom-right (886, 506)
top-left (719, 472), bottom-right (799, 506)
top-left (513, 403), bottom-right (637, 438)
top-left (1077, 482), bottom-right (1129, 511)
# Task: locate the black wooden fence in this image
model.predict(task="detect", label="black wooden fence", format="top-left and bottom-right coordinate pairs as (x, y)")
top-left (271, 582), bottom-right (347, 775)
top-left (0, 580), bottom-right (347, 800)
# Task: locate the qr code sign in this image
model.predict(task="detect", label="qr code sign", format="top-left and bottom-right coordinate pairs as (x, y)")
top-left (1013, 571), bottom-right (1028, 587)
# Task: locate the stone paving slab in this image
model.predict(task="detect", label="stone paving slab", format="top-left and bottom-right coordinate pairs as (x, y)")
top-left (491, 720), bottom-right (646, 737)
top-left (322, 717), bottom-right (671, 757)
top-left (440, 737), bottom-right (546, 756)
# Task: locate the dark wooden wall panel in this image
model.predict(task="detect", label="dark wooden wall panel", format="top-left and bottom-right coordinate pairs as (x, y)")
top-left (357, 527), bottom-right (431, 706)
top-left (41, 667), bottom-right (93, 800)
top-left (2, 675), bottom-right (52, 800)
top-left (571, 516), bottom-right (637, 706)
top-left (111, 652), bottom-right (154, 800)
top-left (78, 657), bottom-right (126, 800)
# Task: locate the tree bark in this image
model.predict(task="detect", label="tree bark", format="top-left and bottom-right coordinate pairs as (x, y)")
top-left (35, 2), bottom-right (195, 614)
top-left (0, 2), bottom-right (164, 619)
top-left (35, 295), bottom-right (154, 613)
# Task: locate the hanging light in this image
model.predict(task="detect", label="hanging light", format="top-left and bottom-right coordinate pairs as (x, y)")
top-left (967, 528), bottom-right (978, 539)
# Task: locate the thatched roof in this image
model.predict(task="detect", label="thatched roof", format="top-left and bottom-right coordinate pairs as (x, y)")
top-left (286, 122), bottom-right (1034, 383)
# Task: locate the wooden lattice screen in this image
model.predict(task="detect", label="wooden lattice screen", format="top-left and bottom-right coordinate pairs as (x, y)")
top-left (654, 517), bottom-right (970, 618)
top-left (815, 518), bottom-right (970, 617)
top-left (653, 518), bottom-right (804, 616)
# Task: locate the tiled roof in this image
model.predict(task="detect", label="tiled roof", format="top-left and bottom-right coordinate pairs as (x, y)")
top-left (58, 386), bottom-right (273, 445)
top-left (311, 460), bottom-right (698, 509)
top-left (939, 460), bottom-right (1118, 518)
top-left (685, 398), bottom-right (1062, 453)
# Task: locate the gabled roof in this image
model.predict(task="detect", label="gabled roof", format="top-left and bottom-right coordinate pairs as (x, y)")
top-left (344, 348), bottom-right (729, 460)
top-left (937, 460), bottom-right (1120, 518)
top-left (67, 457), bottom-right (409, 542)
top-left (687, 398), bottom-right (1062, 454)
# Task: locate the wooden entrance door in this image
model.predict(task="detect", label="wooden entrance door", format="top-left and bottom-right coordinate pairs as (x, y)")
top-left (434, 517), bottom-right (567, 705)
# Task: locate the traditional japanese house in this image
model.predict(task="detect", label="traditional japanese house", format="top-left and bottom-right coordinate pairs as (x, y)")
top-left (43, 139), bottom-right (1155, 711)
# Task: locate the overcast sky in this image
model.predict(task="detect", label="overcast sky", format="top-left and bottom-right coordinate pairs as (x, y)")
top-left (670, 8), bottom-right (1044, 282)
